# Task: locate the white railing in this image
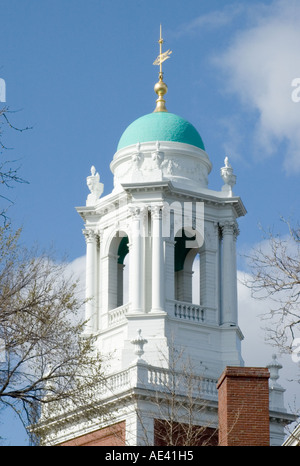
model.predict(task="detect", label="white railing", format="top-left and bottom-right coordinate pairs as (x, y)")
top-left (106, 367), bottom-right (132, 392)
top-left (147, 365), bottom-right (218, 400)
top-left (40, 363), bottom-right (218, 436)
top-left (108, 302), bottom-right (130, 325)
top-left (173, 301), bottom-right (205, 322)
top-left (101, 364), bottom-right (218, 401)
top-left (109, 301), bottom-right (206, 326)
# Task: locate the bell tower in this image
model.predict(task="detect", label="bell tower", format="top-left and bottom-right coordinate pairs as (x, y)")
top-left (39, 29), bottom-right (294, 447)
top-left (76, 27), bottom-right (247, 378)
top-left (73, 28), bottom-right (246, 445)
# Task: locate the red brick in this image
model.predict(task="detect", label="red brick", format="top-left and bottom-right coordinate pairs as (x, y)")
top-left (59, 421), bottom-right (126, 446)
top-left (217, 366), bottom-right (270, 446)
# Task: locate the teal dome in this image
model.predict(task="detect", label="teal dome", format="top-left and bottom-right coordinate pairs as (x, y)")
top-left (117, 112), bottom-right (205, 151)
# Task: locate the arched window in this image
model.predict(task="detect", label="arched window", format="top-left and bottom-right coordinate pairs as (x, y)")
top-left (108, 233), bottom-right (129, 310)
top-left (174, 229), bottom-right (200, 304)
top-left (117, 236), bottom-right (129, 307)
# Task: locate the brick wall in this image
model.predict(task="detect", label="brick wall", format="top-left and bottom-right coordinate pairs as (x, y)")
top-left (217, 367), bottom-right (270, 446)
top-left (59, 421), bottom-right (126, 446)
top-left (154, 419), bottom-right (218, 446)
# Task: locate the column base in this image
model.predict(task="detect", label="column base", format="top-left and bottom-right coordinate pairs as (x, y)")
top-left (150, 308), bottom-right (165, 314)
top-left (128, 308), bottom-right (144, 315)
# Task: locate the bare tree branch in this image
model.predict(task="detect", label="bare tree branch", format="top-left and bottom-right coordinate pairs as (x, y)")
top-left (0, 225), bottom-right (107, 444)
top-left (0, 106), bottom-right (31, 222)
top-left (136, 342), bottom-right (218, 446)
top-left (242, 218), bottom-right (300, 354)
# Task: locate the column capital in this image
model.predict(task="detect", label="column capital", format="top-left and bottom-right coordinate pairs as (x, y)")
top-left (150, 204), bottom-right (163, 219)
top-left (219, 220), bottom-right (239, 238)
top-left (82, 228), bottom-right (98, 244)
top-left (129, 206), bottom-right (141, 218)
top-left (129, 205), bottom-right (148, 219)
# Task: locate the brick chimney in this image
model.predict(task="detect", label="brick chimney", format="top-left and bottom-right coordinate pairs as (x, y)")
top-left (217, 366), bottom-right (270, 446)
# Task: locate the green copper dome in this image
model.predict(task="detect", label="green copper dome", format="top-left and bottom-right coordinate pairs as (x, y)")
top-left (117, 112), bottom-right (205, 151)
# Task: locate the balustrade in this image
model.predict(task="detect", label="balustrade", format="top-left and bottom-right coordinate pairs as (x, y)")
top-left (174, 301), bottom-right (205, 322)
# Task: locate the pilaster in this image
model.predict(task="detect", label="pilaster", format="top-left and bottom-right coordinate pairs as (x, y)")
top-left (151, 205), bottom-right (165, 313)
top-left (83, 228), bottom-right (98, 333)
top-left (129, 206), bottom-right (144, 314)
top-left (220, 221), bottom-right (239, 326)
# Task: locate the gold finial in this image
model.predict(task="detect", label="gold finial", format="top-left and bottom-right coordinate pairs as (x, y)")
top-left (153, 25), bottom-right (172, 112)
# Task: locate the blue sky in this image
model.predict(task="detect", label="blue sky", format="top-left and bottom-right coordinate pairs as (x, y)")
top-left (0, 0), bottom-right (300, 445)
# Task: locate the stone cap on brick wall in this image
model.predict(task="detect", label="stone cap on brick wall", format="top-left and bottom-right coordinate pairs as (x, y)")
top-left (217, 366), bottom-right (270, 389)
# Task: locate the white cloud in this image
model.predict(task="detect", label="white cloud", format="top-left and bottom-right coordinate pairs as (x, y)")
top-left (174, 3), bottom-right (243, 37)
top-left (238, 270), bottom-right (274, 364)
top-left (214, 0), bottom-right (300, 172)
top-left (65, 255), bottom-right (86, 289)
top-left (64, 255), bottom-right (86, 321)
top-left (237, 270), bottom-right (299, 416)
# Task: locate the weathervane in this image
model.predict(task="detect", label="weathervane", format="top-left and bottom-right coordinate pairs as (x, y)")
top-left (153, 25), bottom-right (172, 76)
top-left (153, 25), bottom-right (172, 112)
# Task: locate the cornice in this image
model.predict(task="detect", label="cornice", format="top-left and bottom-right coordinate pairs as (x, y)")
top-left (121, 180), bottom-right (247, 218)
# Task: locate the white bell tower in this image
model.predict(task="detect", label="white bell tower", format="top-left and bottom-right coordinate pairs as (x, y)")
top-left (72, 29), bottom-right (248, 445)
top-left (39, 29), bottom-right (295, 448)
top-left (78, 148), bottom-right (245, 375)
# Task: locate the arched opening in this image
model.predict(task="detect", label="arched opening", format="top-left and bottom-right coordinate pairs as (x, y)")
top-left (108, 233), bottom-right (129, 310)
top-left (174, 229), bottom-right (200, 304)
top-left (192, 252), bottom-right (200, 305)
top-left (117, 236), bottom-right (129, 306)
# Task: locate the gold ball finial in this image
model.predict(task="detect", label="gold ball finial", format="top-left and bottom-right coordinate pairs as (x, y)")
top-left (154, 73), bottom-right (168, 112)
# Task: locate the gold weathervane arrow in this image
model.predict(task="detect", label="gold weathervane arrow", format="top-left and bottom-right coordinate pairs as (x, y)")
top-left (153, 25), bottom-right (172, 112)
top-left (153, 49), bottom-right (172, 67)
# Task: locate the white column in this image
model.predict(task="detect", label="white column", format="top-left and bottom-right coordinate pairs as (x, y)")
top-left (151, 205), bottom-right (165, 312)
top-left (130, 207), bottom-right (144, 313)
top-left (164, 207), bottom-right (176, 314)
top-left (221, 221), bottom-right (238, 326)
top-left (83, 228), bottom-right (98, 333)
top-left (164, 239), bottom-right (176, 302)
